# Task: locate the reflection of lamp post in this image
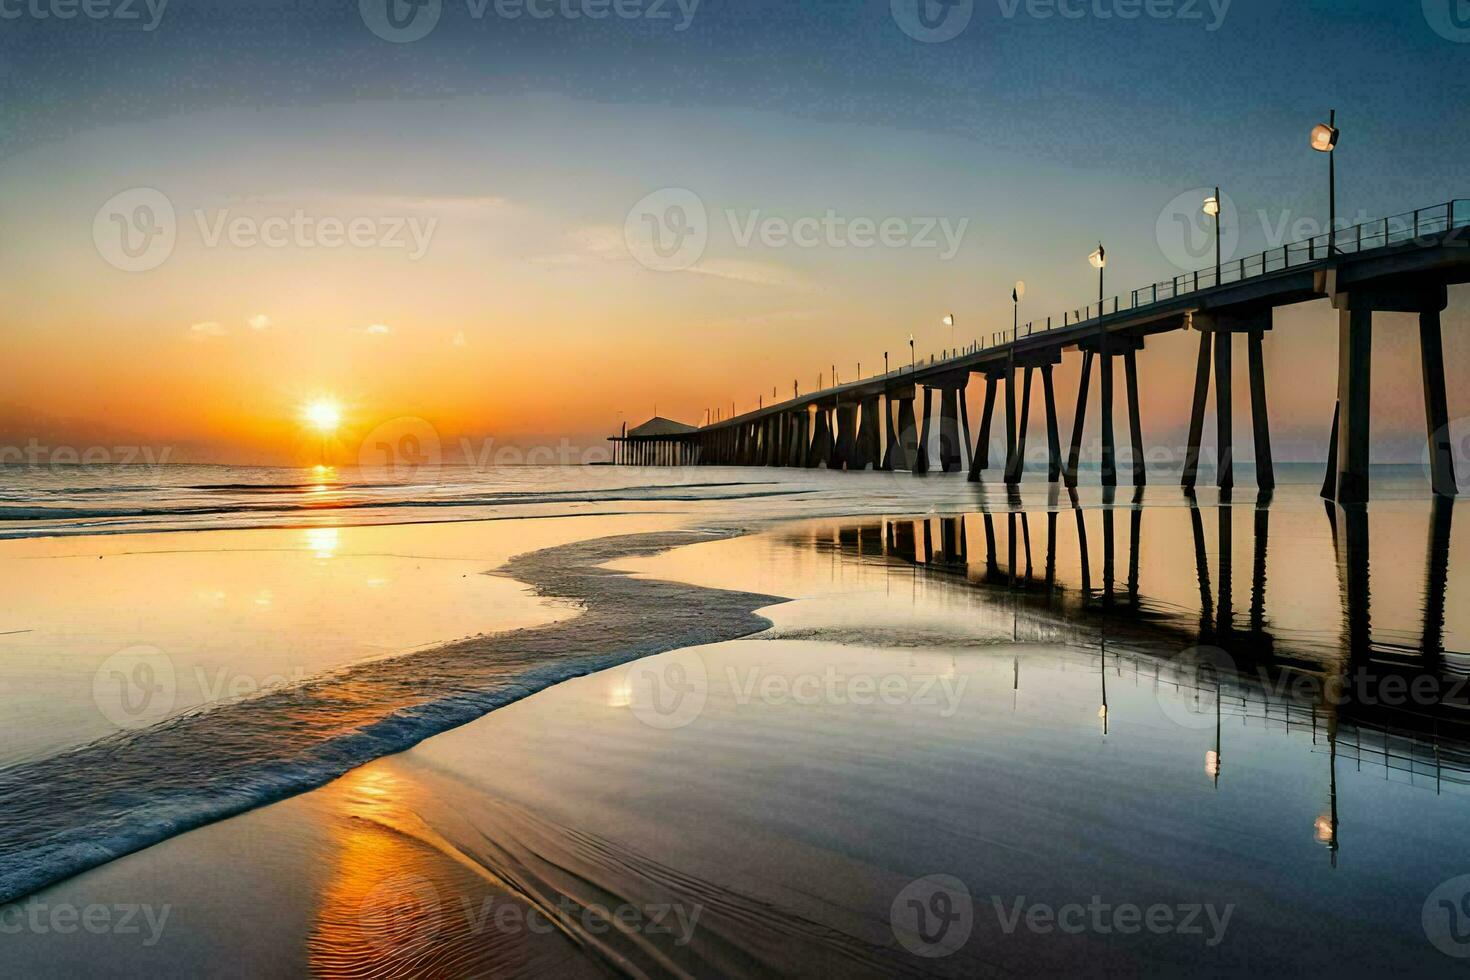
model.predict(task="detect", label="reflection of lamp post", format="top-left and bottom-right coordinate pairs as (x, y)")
top-left (1203, 188), bottom-right (1222, 285)
top-left (1311, 110), bottom-right (1340, 255)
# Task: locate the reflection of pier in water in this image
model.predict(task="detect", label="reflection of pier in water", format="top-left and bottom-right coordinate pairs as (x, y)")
top-left (791, 495), bottom-right (1470, 813)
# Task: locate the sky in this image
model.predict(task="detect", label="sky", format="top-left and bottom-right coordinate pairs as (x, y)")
top-left (1, 0), bottom-right (1468, 465)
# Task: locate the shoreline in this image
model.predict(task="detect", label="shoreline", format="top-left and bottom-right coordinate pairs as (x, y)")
top-left (0, 523), bottom-right (787, 906)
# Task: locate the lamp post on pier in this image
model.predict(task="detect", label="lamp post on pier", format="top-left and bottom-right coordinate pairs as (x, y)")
top-left (1089, 243), bottom-right (1106, 315)
top-left (1203, 189), bottom-right (1222, 284)
top-left (1311, 110), bottom-right (1340, 256)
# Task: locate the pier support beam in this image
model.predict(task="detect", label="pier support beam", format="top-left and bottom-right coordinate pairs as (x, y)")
top-left (1064, 350), bottom-right (1094, 489)
top-left (939, 387), bottom-right (962, 473)
top-left (1182, 331), bottom-right (1212, 491)
top-left (968, 374), bottom-right (999, 482)
top-left (1042, 365), bottom-right (1062, 483)
top-left (1195, 308), bottom-right (1278, 493)
top-left (833, 403), bottom-right (857, 471)
top-left (914, 387), bottom-right (933, 475)
top-left (855, 397), bottom-right (883, 471)
top-left (809, 406), bottom-right (833, 468)
top-left (894, 391), bottom-right (918, 472)
top-left (1333, 308), bottom-right (1372, 503)
top-left (1124, 350), bottom-right (1145, 486)
top-left (1100, 348), bottom-right (1117, 487)
top-left (881, 394), bottom-right (899, 471)
top-left (1005, 367), bottom-right (1034, 486)
top-left (1247, 330), bottom-right (1274, 492)
top-left (1215, 328), bottom-right (1233, 492)
top-left (1420, 309), bottom-right (1458, 497)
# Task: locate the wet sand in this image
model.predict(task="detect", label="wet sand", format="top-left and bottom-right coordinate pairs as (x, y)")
top-left (6, 494), bottom-right (1470, 977)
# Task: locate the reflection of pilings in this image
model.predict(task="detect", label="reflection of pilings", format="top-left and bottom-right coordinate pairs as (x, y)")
top-left (1045, 511), bottom-right (1058, 587)
top-left (1128, 502), bottom-right (1142, 602)
top-left (1102, 508), bottom-right (1116, 606)
top-left (1337, 504), bottom-right (1372, 662)
top-left (1075, 505), bottom-right (1092, 596)
top-left (1217, 504), bottom-right (1233, 630)
top-left (1422, 496), bottom-right (1453, 663)
top-left (1021, 513), bottom-right (1034, 580)
top-left (1190, 501), bottom-right (1214, 633)
top-left (983, 514), bottom-right (999, 576)
top-left (1251, 500), bottom-right (1270, 634)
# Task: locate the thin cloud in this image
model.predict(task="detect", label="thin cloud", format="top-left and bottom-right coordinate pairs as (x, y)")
top-left (247, 314), bottom-right (271, 331)
top-left (188, 321), bottom-right (228, 340)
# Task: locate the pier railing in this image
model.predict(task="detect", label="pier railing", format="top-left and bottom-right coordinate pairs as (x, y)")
top-left (982, 199), bottom-right (1470, 350)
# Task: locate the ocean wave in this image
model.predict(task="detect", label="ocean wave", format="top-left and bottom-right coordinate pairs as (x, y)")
top-left (0, 530), bottom-right (783, 906)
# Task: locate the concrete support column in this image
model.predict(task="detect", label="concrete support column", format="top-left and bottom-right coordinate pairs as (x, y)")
top-left (1334, 308), bottom-right (1371, 503)
top-left (1042, 365), bottom-right (1062, 483)
top-left (1065, 351), bottom-right (1095, 489)
top-left (1215, 328), bottom-right (1233, 492)
top-left (914, 388), bottom-right (933, 475)
top-left (939, 387), bottom-right (962, 473)
top-left (1420, 310), bottom-right (1457, 497)
top-left (895, 396), bottom-right (918, 472)
top-left (809, 406), bottom-right (833, 468)
top-left (1182, 331), bottom-right (1212, 490)
top-left (834, 404), bottom-right (858, 471)
top-left (857, 397), bottom-right (883, 471)
top-left (968, 376), bottom-right (998, 482)
top-left (1124, 350), bottom-right (1145, 486)
top-left (1004, 360), bottom-right (1018, 477)
top-left (1247, 330), bottom-right (1274, 492)
top-left (1005, 367), bottom-right (1033, 486)
top-left (1100, 351), bottom-right (1117, 487)
top-left (881, 396), bottom-right (899, 471)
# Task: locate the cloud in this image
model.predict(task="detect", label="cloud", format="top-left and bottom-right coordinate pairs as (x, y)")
top-left (364, 323), bottom-right (392, 336)
top-left (188, 321), bottom-right (228, 339)
top-left (247, 314), bottom-right (272, 331)
top-left (452, 330), bottom-right (467, 347)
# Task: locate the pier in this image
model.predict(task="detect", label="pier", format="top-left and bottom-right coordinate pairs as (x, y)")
top-left (614, 200), bottom-right (1470, 502)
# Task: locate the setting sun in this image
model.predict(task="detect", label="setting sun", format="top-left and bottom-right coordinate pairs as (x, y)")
top-left (303, 399), bottom-right (341, 434)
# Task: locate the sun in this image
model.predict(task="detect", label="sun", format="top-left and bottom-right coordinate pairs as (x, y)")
top-left (303, 398), bottom-right (341, 434)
